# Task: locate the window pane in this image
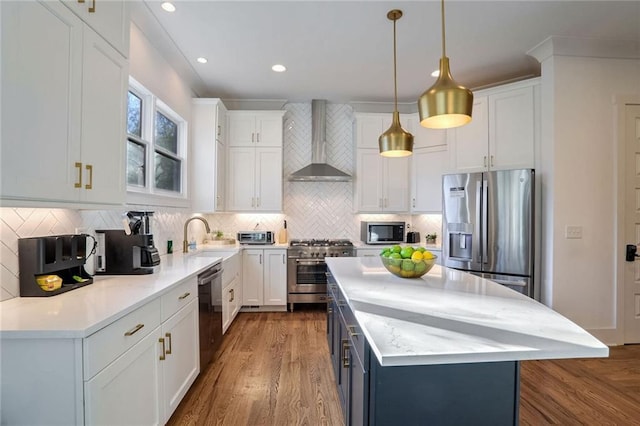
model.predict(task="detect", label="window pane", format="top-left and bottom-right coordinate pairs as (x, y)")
top-left (127, 91), bottom-right (142, 137)
top-left (155, 152), bottom-right (181, 192)
top-left (127, 139), bottom-right (146, 187)
top-left (155, 111), bottom-right (178, 154)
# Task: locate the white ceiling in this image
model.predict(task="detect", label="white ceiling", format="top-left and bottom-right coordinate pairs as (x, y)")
top-left (133, 1), bottom-right (640, 105)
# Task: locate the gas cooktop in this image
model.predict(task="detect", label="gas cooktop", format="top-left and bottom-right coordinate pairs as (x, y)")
top-left (289, 239), bottom-right (354, 248)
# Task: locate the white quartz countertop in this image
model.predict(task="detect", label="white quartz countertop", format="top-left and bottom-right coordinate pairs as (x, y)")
top-left (325, 257), bottom-right (608, 367)
top-left (0, 253), bottom-right (221, 339)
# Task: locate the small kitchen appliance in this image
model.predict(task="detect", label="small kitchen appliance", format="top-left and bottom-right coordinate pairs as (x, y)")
top-left (237, 231), bottom-right (274, 245)
top-left (95, 211), bottom-right (160, 275)
top-left (406, 231), bottom-right (420, 243)
top-left (287, 239), bottom-right (354, 311)
top-left (360, 221), bottom-right (405, 245)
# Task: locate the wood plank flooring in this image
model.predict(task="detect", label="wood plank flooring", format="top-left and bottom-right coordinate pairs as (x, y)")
top-left (168, 308), bottom-right (640, 426)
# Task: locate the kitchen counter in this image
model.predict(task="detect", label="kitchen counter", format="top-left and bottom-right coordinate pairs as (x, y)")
top-left (325, 256), bottom-right (608, 367)
top-left (0, 252), bottom-right (221, 339)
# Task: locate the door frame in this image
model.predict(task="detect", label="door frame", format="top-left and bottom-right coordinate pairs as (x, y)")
top-left (614, 95), bottom-right (640, 345)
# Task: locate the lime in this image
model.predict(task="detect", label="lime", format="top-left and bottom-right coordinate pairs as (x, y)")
top-left (382, 251), bottom-right (391, 258)
top-left (401, 259), bottom-right (415, 271)
top-left (400, 246), bottom-right (414, 259)
top-left (381, 248), bottom-right (390, 256)
top-left (414, 261), bottom-right (427, 273)
top-left (417, 247), bottom-right (426, 253)
top-left (391, 245), bottom-right (402, 254)
top-left (389, 252), bottom-right (402, 266)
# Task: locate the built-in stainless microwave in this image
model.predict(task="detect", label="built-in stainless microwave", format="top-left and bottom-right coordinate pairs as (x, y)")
top-left (360, 221), bottom-right (405, 245)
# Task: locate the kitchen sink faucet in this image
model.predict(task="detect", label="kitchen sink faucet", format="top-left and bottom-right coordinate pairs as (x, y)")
top-left (183, 216), bottom-right (211, 253)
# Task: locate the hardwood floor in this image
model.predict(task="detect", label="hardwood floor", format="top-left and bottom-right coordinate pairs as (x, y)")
top-left (168, 309), bottom-right (640, 426)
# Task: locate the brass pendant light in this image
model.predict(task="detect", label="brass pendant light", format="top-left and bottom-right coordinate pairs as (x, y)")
top-left (379, 9), bottom-right (413, 158)
top-left (417, 0), bottom-right (473, 129)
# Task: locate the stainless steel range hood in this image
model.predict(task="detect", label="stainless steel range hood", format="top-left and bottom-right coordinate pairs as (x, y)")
top-left (288, 100), bottom-right (352, 182)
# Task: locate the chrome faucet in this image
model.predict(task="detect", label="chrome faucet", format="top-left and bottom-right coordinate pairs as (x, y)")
top-left (183, 216), bottom-right (211, 253)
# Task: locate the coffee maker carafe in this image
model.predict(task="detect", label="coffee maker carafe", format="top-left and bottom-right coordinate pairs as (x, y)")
top-left (95, 211), bottom-right (161, 275)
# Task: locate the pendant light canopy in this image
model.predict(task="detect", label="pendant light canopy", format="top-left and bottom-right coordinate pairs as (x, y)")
top-left (379, 9), bottom-right (413, 158)
top-left (417, 0), bottom-right (473, 129)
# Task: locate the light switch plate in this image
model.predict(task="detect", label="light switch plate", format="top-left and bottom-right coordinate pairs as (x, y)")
top-left (565, 225), bottom-right (583, 239)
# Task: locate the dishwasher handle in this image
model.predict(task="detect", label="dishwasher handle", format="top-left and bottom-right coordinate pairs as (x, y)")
top-left (198, 266), bottom-right (223, 284)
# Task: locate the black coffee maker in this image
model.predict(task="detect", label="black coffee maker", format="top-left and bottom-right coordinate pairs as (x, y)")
top-left (95, 211), bottom-right (161, 275)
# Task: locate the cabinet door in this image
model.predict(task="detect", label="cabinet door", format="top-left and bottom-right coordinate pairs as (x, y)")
top-left (356, 150), bottom-right (383, 212)
top-left (255, 148), bottom-right (282, 212)
top-left (255, 114), bottom-right (283, 147)
top-left (242, 250), bottom-right (264, 305)
top-left (383, 156), bottom-right (410, 212)
top-left (161, 299), bottom-right (200, 423)
top-left (215, 139), bottom-right (226, 211)
top-left (356, 115), bottom-right (385, 148)
top-left (411, 146), bottom-right (448, 213)
top-left (216, 98), bottom-right (227, 143)
top-left (1, 1), bottom-right (82, 202)
top-left (79, 26), bottom-right (127, 204)
top-left (489, 86), bottom-right (535, 170)
top-left (264, 250), bottom-right (287, 305)
top-left (227, 147), bottom-right (256, 211)
top-left (410, 115), bottom-right (447, 149)
top-left (228, 114), bottom-right (256, 146)
top-left (450, 96), bottom-right (489, 173)
top-left (61, 0), bottom-right (129, 57)
top-left (84, 327), bottom-right (163, 426)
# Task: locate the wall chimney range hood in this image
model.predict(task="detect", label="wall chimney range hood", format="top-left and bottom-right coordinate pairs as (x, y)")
top-left (288, 99), bottom-right (352, 182)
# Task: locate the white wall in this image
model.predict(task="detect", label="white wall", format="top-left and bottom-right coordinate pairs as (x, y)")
top-left (537, 50), bottom-right (640, 341)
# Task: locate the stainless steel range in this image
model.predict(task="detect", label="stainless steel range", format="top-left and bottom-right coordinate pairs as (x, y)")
top-left (287, 239), bottom-right (354, 311)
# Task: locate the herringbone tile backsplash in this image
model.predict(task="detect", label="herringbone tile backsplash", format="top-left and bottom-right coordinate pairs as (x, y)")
top-left (0, 102), bottom-right (441, 301)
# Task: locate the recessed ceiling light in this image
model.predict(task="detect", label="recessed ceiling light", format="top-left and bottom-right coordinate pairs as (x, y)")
top-left (431, 69), bottom-right (440, 77)
top-left (161, 2), bottom-right (176, 12)
top-left (272, 64), bottom-right (287, 73)
top-left (196, 57), bottom-right (208, 64)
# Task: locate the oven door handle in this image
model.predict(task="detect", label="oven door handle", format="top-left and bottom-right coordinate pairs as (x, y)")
top-left (295, 259), bottom-right (326, 265)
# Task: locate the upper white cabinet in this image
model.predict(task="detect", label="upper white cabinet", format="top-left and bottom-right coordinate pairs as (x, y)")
top-left (192, 99), bottom-right (228, 212)
top-left (226, 110), bottom-right (285, 212)
top-left (1, 1), bottom-right (128, 206)
top-left (411, 145), bottom-right (448, 213)
top-left (228, 111), bottom-right (284, 147)
top-left (449, 79), bottom-right (538, 173)
top-left (354, 113), bottom-right (411, 213)
top-left (61, 0), bottom-right (130, 57)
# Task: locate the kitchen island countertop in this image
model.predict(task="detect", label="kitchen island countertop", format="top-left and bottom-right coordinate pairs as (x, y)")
top-left (0, 253), bottom-right (221, 339)
top-left (325, 257), bottom-right (608, 367)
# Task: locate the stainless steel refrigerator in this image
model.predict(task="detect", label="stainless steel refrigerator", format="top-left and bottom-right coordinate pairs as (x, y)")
top-left (443, 169), bottom-right (534, 297)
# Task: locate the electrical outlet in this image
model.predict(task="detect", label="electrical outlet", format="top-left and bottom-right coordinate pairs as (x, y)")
top-left (565, 225), bottom-right (583, 239)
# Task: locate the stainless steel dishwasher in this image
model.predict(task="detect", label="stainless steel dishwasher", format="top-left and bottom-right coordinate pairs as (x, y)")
top-left (197, 260), bottom-right (223, 368)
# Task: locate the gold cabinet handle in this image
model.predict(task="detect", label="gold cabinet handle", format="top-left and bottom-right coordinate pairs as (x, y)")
top-left (178, 292), bottom-right (190, 300)
top-left (256, 133), bottom-right (260, 143)
top-left (347, 325), bottom-right (361, 337)
top-left (165, 332), bottom-right (172, 355)
top-left (75, 162), bottom-right (82, 188)
top-left (229, 288), bottom-right (234, 302)
top-left (88, 0), bottom-right (96, 13)
top-left (341, 340), bottom-right (350, 368)
top-left (77, 0), bottom-right (85, 3)
top-left (490, 155), bottom-right (494, 167)
top-left (124, 323), bottom-right (144, 336)
top-left (159, 337), bottom-right (166, 360)
top-left (85, 164), bottom-right (93, 189)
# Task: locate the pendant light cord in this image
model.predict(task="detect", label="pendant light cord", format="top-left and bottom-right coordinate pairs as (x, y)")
top-left (441, 0), bottom-right (446, 58)
top-left (393, 16), bottom-right (398, 113)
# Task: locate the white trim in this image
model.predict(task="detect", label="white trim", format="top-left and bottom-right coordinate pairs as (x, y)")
top-left (614, 94), bottom-right (640, 345)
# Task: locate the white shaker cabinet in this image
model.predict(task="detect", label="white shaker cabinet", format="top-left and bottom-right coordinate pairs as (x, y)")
top-left (1, 1), bottom-right (127, 206)
top-left (227, 111), bottom-right (284, 147)
top-left (192, 99), bottom-right (228, 212)
top-left (356, 150), bottom-right (410, 213)
top-left (449, 79), bottom-right (538, 173)
top-left (222, 251), bottom-right (242, 333)
top-left (227, 147), bottom-right (283, 212)
top-left (61, 0), bottom-right (130, 57)
top-left (411, 145), bottom-right (449, 213)
top-left (242, 249), bottom-right (287, 308)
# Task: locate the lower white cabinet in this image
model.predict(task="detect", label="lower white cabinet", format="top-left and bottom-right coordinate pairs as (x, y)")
top-left (84, 327), bottom-right (163, 425)
top-left (242, 249), bottom-right (287, 307)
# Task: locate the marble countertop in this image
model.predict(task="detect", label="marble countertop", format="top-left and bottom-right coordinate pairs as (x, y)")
top-left (325, 257), bottom-right (608, 367)
top-left (0, 253), bottom-right (221, 339)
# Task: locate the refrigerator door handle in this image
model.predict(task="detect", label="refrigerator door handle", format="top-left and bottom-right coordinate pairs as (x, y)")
top-left (475, 180), bottom-right (483, 264)
top-left (492, 278), bottom-right (527, 288)
top-left (482, 179), bottom-right (488, 264)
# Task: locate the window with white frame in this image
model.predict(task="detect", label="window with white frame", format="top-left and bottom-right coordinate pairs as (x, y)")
top-left (126, 77), bottom-right (187, 201)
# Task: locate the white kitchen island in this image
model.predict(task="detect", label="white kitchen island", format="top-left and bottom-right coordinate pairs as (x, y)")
top-left (325, 257), bottom-right (608, 425)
